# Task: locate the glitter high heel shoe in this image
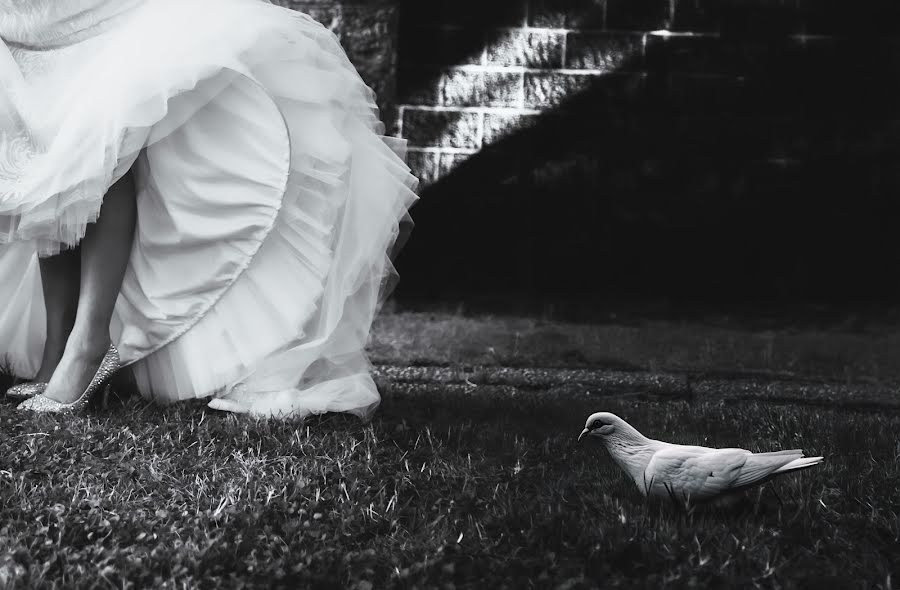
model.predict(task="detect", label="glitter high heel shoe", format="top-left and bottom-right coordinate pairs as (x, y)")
top-left (5, 382), bottom-right (48, 399)
top-left (17, 344), bottom-right (119, 414)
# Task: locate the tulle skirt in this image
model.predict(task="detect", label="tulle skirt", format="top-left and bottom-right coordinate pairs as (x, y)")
top-left (0, 0), bottom-right (418, 419)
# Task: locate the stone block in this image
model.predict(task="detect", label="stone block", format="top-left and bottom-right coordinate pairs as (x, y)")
top-left (657, 73), bottom-right (748, 113)
top-left (646, 35), bottom-right (807, 77)
top-left (645, 35), bottom-right (727, 74)
top-left (670, 0), bottom-right (719, 31)
top-left (565, 32), bottom-right (644, 71)
top-left (486, 30), bottom-right (565, 68)
top-left (524, 72), bottom-right (598, 108)
top-left (438, 152), bottom-right (472, 179)
top-left (528, 0), bottom-right (603, 29)
top-left (406, 151), bottom-right (439, 185)
top-left (397, 68), bottom-right (442, 105)
top-left (400, 0), bottom-right (527, 28)
top-left (404, 150), bottom-right (472, 185)
top-left (401, 27), bottom-right (486, 67)
top-left (796, 0), bottom-right (900, 35)
top-left (285, 3), bottom-right (344, 31)
top-left (341, 3), bottom-right (400, 110)
top-left (605, 0), bottom-right (672, 30)
top-left (483, 112), bottom-right (540, 145)
top-left (402, 109), bottom-right (483, 149)
top-left (671, 0), bottom-right (805, 35)
top-left (440, 70), bottom-right (524, 108)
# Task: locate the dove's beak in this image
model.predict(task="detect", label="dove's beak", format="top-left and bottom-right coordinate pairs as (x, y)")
top-left (578, 427), bottom-right (590, 442)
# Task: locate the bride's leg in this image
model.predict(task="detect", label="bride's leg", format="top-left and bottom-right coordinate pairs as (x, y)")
top-left (34, 249), bottom-right (80, 382)
top-left (41, 171), bottom-right (136, 404)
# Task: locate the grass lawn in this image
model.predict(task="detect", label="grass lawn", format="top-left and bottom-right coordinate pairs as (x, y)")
top-left (0, 382), bottom-right (897, 589)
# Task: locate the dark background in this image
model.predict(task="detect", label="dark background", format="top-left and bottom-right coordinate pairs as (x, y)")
top-left (280, 0), bottom-right (900, 320)
top-left (390, 0), bottom-right (900, 318)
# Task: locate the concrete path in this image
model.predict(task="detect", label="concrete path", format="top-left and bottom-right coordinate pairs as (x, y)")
top-left (370, 309), bottom-right (900, 410)
top-left (373, 363), bottom-right (899, 410)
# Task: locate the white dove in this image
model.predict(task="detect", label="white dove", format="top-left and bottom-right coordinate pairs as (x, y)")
top-left (579, 412), bottom-right (823, 503)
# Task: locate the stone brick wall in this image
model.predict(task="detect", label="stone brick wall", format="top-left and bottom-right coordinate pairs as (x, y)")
top-left (395, 0), bottom-right (900, 187)
top-left (280, 0), bottom-right (900, 308)
top-left (397, 0), bottom-right (649, 185)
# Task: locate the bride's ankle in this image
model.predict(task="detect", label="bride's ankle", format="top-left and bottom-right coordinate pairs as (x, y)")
top-left (64, 330), bottom-right (111, 361)
top-left (35, 342), bottom-right (65, 380)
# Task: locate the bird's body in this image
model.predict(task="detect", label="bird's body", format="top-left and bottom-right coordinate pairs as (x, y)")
top-left (579, 412), bottom-right (823, 503)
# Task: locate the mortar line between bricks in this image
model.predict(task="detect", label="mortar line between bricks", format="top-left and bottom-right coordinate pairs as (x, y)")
top-left (644, 31), bottom-right (836, 41)
top-left (406, 147), bottom-right (480, 155)
top-left (398, 105), bottom-right (542, 115)
top-left (476, 111), bottom-right (485, 150)
top-left (427, 24), bottom-right (582, 35)
top-left (425, 65), bottom-right (617, 75)
top-left (423, 24), bottom-right (709, 37)
top-left (518, 69), bottom-right (526, 109)
top-left (645, 30), bottom-right (720, 38)
top-left (412, 25), bottom-right (832, 41)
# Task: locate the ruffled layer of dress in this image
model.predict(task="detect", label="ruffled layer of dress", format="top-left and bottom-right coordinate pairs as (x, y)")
top-left (0, 0), bottom-right (418, 419)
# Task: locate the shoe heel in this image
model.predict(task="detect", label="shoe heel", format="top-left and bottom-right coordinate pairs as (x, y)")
top-left (99, 384), bottom-right (112, 410)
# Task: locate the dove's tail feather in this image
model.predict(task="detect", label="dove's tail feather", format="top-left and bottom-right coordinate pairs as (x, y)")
top-left (773, 456), bottom-right (824, 474)
top-left (732, 452), bottom-right (822, 490)
top-left (754, 449), bottom-right (804, 457)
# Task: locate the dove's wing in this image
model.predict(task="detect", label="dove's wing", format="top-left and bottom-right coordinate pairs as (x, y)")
top-left (644, 447), bottom-right (815, 501)
top-left (643, 447), bottom-right (752, 501)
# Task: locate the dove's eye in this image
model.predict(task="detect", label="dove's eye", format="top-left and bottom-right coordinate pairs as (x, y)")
top-left (591, 420), bottom-right (605, 430)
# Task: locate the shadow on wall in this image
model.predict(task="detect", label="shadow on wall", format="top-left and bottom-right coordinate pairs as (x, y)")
top-left (392, 0), bottom-right (900, 315)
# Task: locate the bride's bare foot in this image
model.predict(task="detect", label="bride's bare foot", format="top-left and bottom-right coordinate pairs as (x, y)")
top-left (40, 335), bottom-right (110, 404)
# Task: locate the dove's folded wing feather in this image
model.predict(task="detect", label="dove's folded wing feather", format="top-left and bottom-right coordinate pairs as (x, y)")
top-left (644, 448), bottom-right (751, 500)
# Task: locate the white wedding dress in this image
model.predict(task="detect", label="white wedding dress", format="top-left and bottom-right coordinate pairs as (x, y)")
top-left (0, 0), bottom-right (417, 418)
